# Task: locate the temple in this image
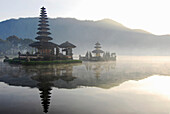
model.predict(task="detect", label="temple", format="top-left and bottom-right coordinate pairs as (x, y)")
top-left (59, 41), bottom-right (76, 59)
top-left (92, 42), bottom-right (104, 57)
top-left (30, 7), bottom-right (58, 56)
top-left (79, 42), bottom-right (116, 61)
top-left (17, 7), bottom-right (77, 61)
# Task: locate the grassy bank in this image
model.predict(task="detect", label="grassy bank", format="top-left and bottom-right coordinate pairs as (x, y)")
top-left (4, 59), bottom-right (82, 65)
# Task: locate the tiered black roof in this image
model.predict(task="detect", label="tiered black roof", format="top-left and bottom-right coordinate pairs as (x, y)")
top-left (39, 17), bottom-right (48, 20)
top-left (94, 42), bottom-right (101, 48)
top-left (30, 7), bottom-right (58, 48)
top-left (37, 31), bottom-right (51, 35)
top-left (35, 7), bottom-right (52, 41)
top-left (92, 50), bottom-right (104, 53)
top-left (39, 20), bottom-right (48, 23)
top-left (29, 42), bottom-right (58, 48)
top-left (38, 23), bottom-right (49, 26)
top-left (38, 27), bottom-right (50, 30)
top-left (92, 42), bottom-right (104, 54)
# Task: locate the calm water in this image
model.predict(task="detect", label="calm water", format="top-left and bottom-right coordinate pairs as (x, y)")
top-left (1, 56), bottom-right (170, 114)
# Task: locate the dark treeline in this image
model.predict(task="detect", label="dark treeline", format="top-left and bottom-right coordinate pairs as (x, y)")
top-left (0, 35), bottom-right (34, 56)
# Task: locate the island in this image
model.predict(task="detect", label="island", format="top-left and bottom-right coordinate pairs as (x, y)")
top-left (4, 7), bottom-right (82, 65)
top-left (79, 42), bottom-right (116, 61)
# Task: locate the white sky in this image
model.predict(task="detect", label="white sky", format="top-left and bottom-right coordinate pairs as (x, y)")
top-left (1, 0), bottom-right (170, 35)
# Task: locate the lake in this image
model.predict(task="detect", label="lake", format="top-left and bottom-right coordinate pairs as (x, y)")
top-left (1, 56), bottom-right (170, 114)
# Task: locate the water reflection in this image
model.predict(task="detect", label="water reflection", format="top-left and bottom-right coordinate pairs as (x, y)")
top-left (0, 62), bottom-right (117, 89)
top-left (37, 79), bottom-right (53, 113)
top-left (0, 63), bottom-right (80, 113)
top-left (2, 56), bottom-right (170, 113)
top-left (0, 61), bottom-right (115, 113)
top-left (32, 75), bottom-right (55, 113)
top-left (84, 62), bottom-right (116, 79)
top-left (2, 57), bottom-right (170, 89)
top-left (30, 65), bottom-right (77, 113)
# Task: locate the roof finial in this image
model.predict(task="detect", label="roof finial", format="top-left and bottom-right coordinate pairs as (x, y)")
top-left (41, 6), bottom-right (45, 9)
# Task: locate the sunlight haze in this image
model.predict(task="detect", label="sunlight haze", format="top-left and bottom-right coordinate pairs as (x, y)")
top-left (1, 0), bottom-right (170, 35)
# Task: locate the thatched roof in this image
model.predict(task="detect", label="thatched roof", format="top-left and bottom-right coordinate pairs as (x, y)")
top-left (39, 20), bottom-right (48, 23)
top-left (29, 42), bottom-right (58, 48)
top-left (38, 24), bottom-right (49, 26)
top-left (41, 7), bottom-right (45, 10)
top-left (95, 42), bottom-right (101, 45)
top-left (38, 27), bottom-right (50, 30)
top-left (37, 31), bottom-right (51, 35)
top-left (39, 17), bottom-right (48, 20)
top-left (40, 12), bottom-right (47, 15)
top-left (92, 49), bottom-right (104, 53)
top-left (94, 45), bottom-right (101, 48)
top-left (35, 36), bottom-right (52, 40)
top-left (59, 41), bottom-right (76, 48)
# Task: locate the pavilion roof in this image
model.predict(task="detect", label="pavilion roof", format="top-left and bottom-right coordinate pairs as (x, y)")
top-left (94, 45), bottom-right (101, 48)
top-left (29, 42), bottom-right (58, 48)
top-left (92, 49), bottom-right (104, 53)
top-left (59, 41), bottom-right (76, 48)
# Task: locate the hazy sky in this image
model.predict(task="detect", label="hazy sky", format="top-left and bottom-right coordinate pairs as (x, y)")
top-left (1, 0), bottom-right (170, 35)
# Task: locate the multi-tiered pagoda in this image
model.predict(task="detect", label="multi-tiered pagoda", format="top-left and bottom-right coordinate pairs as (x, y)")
top-left (4, 7), bottom-right (81, 64)
top-left (92, 42), bottom-right (104, 57)
top-left (79, 42), bottom-right (116, 61)
top-left (29, 7), bottom-right (59, 58)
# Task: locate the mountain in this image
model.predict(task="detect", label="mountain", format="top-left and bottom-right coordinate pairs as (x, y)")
top-left (0, 17), bottom-right (170, 55)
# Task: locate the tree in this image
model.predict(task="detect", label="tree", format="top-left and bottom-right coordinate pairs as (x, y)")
top-left (0, 35), bottom-right (34, 56)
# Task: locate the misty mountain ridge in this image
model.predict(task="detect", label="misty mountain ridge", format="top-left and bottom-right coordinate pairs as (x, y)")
top-left (0, 17), bottom-right (170, 55)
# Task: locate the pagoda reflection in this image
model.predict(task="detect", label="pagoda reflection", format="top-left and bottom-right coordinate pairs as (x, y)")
top-left (1, 60), bottom-right (162, 112)
top-left (32, 75), bottom-right (55, 113)
top-left (0, 62), bottom-right (79, 113)
top-left (30, 64), bottom-right (78, 113)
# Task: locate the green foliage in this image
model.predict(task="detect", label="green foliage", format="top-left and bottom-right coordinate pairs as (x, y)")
top-left (4, 58), bottom-right (82, 65)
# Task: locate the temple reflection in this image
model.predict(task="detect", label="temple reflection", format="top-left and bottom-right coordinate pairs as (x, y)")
top-left (32, 75), bottom-right (55, 113)
top-left (84, 61), bottom-right (116, 79)
top-left (30, 64), bottom-right (78, 113)
top-left (38, 82), bottom-right (53, 113)
top-left (2, 57), bottom-right (170, 114)
top-left (2, 60), bottom-right (164, 113)
top-left (0, 63), bottom-right (79, 113)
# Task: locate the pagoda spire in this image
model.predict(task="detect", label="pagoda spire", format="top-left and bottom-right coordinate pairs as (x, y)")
top-left (35, 7), bottom-right (52, 42)
top-left (94, 42), bottom-right (101, 49)
top-left (29, 7), bottom-right (58, 56)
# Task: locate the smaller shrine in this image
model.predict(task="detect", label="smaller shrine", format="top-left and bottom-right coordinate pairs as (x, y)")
top-left (79, 42), bottom-right (116, 61)
top-left (92, 42), bottom-right (104, 57)
top-left (59, 41), bottom-right (76, 59)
